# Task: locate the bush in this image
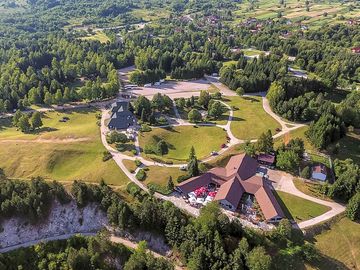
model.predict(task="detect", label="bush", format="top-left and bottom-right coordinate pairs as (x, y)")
top-left (126, 182), bottom-right (141, 197)
top-left (140, 124), bottom-right (152, 132)
top-left (346, 192), bottom-right (360, 221)
top-left (177, 174), bottom-right (191, 183)
top-left (135, 159), bottom-right (142, 167)
top-left (157, 116), bottom-right (168, 125)
top-left (102, 151), bottom-right (112, 161)
top-left (147, 183), bottom-right (172, 195)
top-left (106, 131), bottom-right (128, 144)
top-left (300, 166), bottom-right (311, 179)
top-left (131, 149), bottom-right (138, 155)
top-left (156, 140), bottom-right (168, 155)
top-left (136, 169), bottom-right (146, 181)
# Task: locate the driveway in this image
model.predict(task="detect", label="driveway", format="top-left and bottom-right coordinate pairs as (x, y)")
top-left (272, 171), bottom-right (346, 229)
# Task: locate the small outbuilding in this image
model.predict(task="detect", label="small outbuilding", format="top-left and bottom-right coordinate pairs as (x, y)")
top-left (257, 153), bottom-right (275, 168)
top-left (311, 164), bottom-right (327, 182)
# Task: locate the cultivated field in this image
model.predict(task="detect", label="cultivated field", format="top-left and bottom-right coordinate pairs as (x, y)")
top-left (0, 109), bottom-right (129, 185)
top-left (232, 0), bottom-right (359, 29)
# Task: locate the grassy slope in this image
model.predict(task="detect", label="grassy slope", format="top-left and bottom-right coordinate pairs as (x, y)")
top-left (139, 125), bottom-right (227, 162)
top-left (274, 190), bottom-right (330, 223)
top-left (306, 218), bottom-right (360, 270)
top-left (225, 96), bottom-right (281, 140)
top-left (80, 31), bottom-right (110, 43)
top-left (144, 166), bottom-right (186, 190)
top-left (275, 126), bottom-right (360, 165)
top-left (0, 109), bottom-right (129, 186)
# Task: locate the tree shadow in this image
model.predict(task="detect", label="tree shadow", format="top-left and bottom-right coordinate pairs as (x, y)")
top-left (272, 190), bottom-right (296, 221)
top-left (243, 96), bottom-right (260, 103)
top-left (0, 118), bottom-right (12, 131)
top-left (29, 127), bottom-right (59, 134)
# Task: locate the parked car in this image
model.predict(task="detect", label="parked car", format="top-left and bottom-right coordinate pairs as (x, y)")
top-left (180, 165), bottom-right (188, 171)
top-left (221, 144), bottom-right (226, 148)
top-left (276, 127), bottom-right (282, 132)
top-left (211, 151), bottom-right (218, 156)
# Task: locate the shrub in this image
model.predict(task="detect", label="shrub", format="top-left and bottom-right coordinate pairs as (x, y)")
top-left (157, 116), bottom-right (168, 125)
top-left (346, 192), bottom-right (360, 221)
top-left (135, 159), bottom-right (142, 167)
top-left (126, 182), bottom-right (141, 197)
top-left (106, 131), bottom-right (128, 144)
top-left (156, 140), bottom-right (168, 155)
top-left (136, 169), bottom-right (146, 181)
top-left (131, 149), bottom-right (138, 155)
top-left (300, 166), bottom-right (311, 179)
top-left (177, 174), bottom-right (191, 183)
top-left (102, 151), bottom-right (112, 161)
top-left (140, 124), bottom-right (152, 132)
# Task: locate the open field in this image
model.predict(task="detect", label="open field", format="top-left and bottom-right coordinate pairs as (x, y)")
top-left (80, 31), bottom-right (110, 43)
top-left (274, 190), bottom-right (330, 223)
top-left (232, 0), bottom-right (359, 29)
top-left (306, 218), bottom-right (360, 270)
top-left (0, 109), bottom-right (129, 186)
top-left (139, 125), bottom-right (227, 163)
top-left (275, 126), bottom-right (360, 165)
top-left (144, 166), bottom-right (186, 194)
top-left (225, 96), bottom-right (281, 140)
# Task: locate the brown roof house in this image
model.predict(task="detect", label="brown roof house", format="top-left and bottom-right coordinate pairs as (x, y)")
top-left (176, 154), bottom-right (284, 223)
top-left (311, 164), bottom-right (327, 182)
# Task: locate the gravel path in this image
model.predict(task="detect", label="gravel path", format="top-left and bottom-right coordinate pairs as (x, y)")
top-left (275, 173), bottom-right (346, 229)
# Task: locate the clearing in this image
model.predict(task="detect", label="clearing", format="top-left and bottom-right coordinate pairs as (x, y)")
top-left (306, 217), bottom-right (360, 270)
top-left (273, 190), bottom-right (330, 223)
top-left (80, 30), bottom-right (110, 43)
top-left (225, 96), bottom-right (281, 140)
top-left (139, 125), bottom-right (227, 163)
top-left (0, 109), bottom-right (129, 185)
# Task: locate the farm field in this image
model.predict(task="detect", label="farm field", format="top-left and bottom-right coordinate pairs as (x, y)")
top-left (0, 109), bottom-right (129, 186)
top-left (139, 125), bottom-right (227, 163)
top-left (306, 218), bottom-right (360, 270)
top-left (274, 190), bottom-right (330, 223)
top-left (225, 96), bottom-right (281, 140)
top-left (232, 0), bottom-right (359, 29)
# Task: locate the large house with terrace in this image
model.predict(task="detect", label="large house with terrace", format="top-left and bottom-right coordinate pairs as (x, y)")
top-left (176, 154), bottom-right (284, 223)
top-left (108, 101), bottom-right (136, 130)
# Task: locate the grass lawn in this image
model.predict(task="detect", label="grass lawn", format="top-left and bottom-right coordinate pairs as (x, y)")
top-left (139, 125), bottom-right (227, 163)
top-left (330, 131), bottom-right (360, 165)
top-left (144, 166), bottom-right (186, 194)
top-left (242, 48), bottom-right (264, 56)
top-left (123, 159), bottom-right (138, 173)
top-left (80, 31), bottom-right (110, 43)
top-left (225, 96), bottom-right (281, 140)
top-left (306, 218), bottom-right (360, 270)
top-left (273, 190), bottom-right (330, 223)
top-left (0, 109), bottom-right (129, 186)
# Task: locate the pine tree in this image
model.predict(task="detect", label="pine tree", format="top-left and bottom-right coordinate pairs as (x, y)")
top-left (167, 176), bottom-right (174, 192)
top-left (18, 115), bottom-right (31, 133)
top-left (31, 111), bottom-right (43, 130)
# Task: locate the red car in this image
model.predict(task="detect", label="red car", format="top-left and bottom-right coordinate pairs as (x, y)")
top-left (221, 144), bottom-right (227, 148)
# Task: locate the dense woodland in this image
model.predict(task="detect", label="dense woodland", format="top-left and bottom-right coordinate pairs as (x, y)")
top-left (0, 177), bottom-right (322, 270)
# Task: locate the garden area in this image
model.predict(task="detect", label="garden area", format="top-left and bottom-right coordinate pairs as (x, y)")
top-left (224, 96), bottom-right (281, 140)
top-left (0, 109), bottom-right (129, 185)
top-left (139, 125), bottom-right (227, 163)
top-left (273, 190), bottom-right (330, 223)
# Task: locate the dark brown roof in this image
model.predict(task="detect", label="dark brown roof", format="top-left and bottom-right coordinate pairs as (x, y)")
top-left (225, 153), bottom-right (258, 180)
top-left (215, 178), bottom-right (244, 207)
top-left (176, 154), bottom-right (284, 221)
top-left (257, 154), bottom-right (275, 164)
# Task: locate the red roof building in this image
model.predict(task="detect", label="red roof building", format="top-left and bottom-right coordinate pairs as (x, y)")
top-left (176, 154), bottom-right (284, 223)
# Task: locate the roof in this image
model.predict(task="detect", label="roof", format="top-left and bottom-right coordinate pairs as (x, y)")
top-left (312, 164), bottom-right (327, 175)
top-left (225, 153), bottom-right (258, 180)
top-left (111, 101), bottom-right (129, 113)
top-left (215, 178), bottom-right (244, 208)
top-left (108, 101), bottom-right (136, 130)
top-left (257, 154), bottom-right (275, 164)
top-left (176, 154), bottom-right (284, 221)
top-left (255, 185), bottom-right (284, 220)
